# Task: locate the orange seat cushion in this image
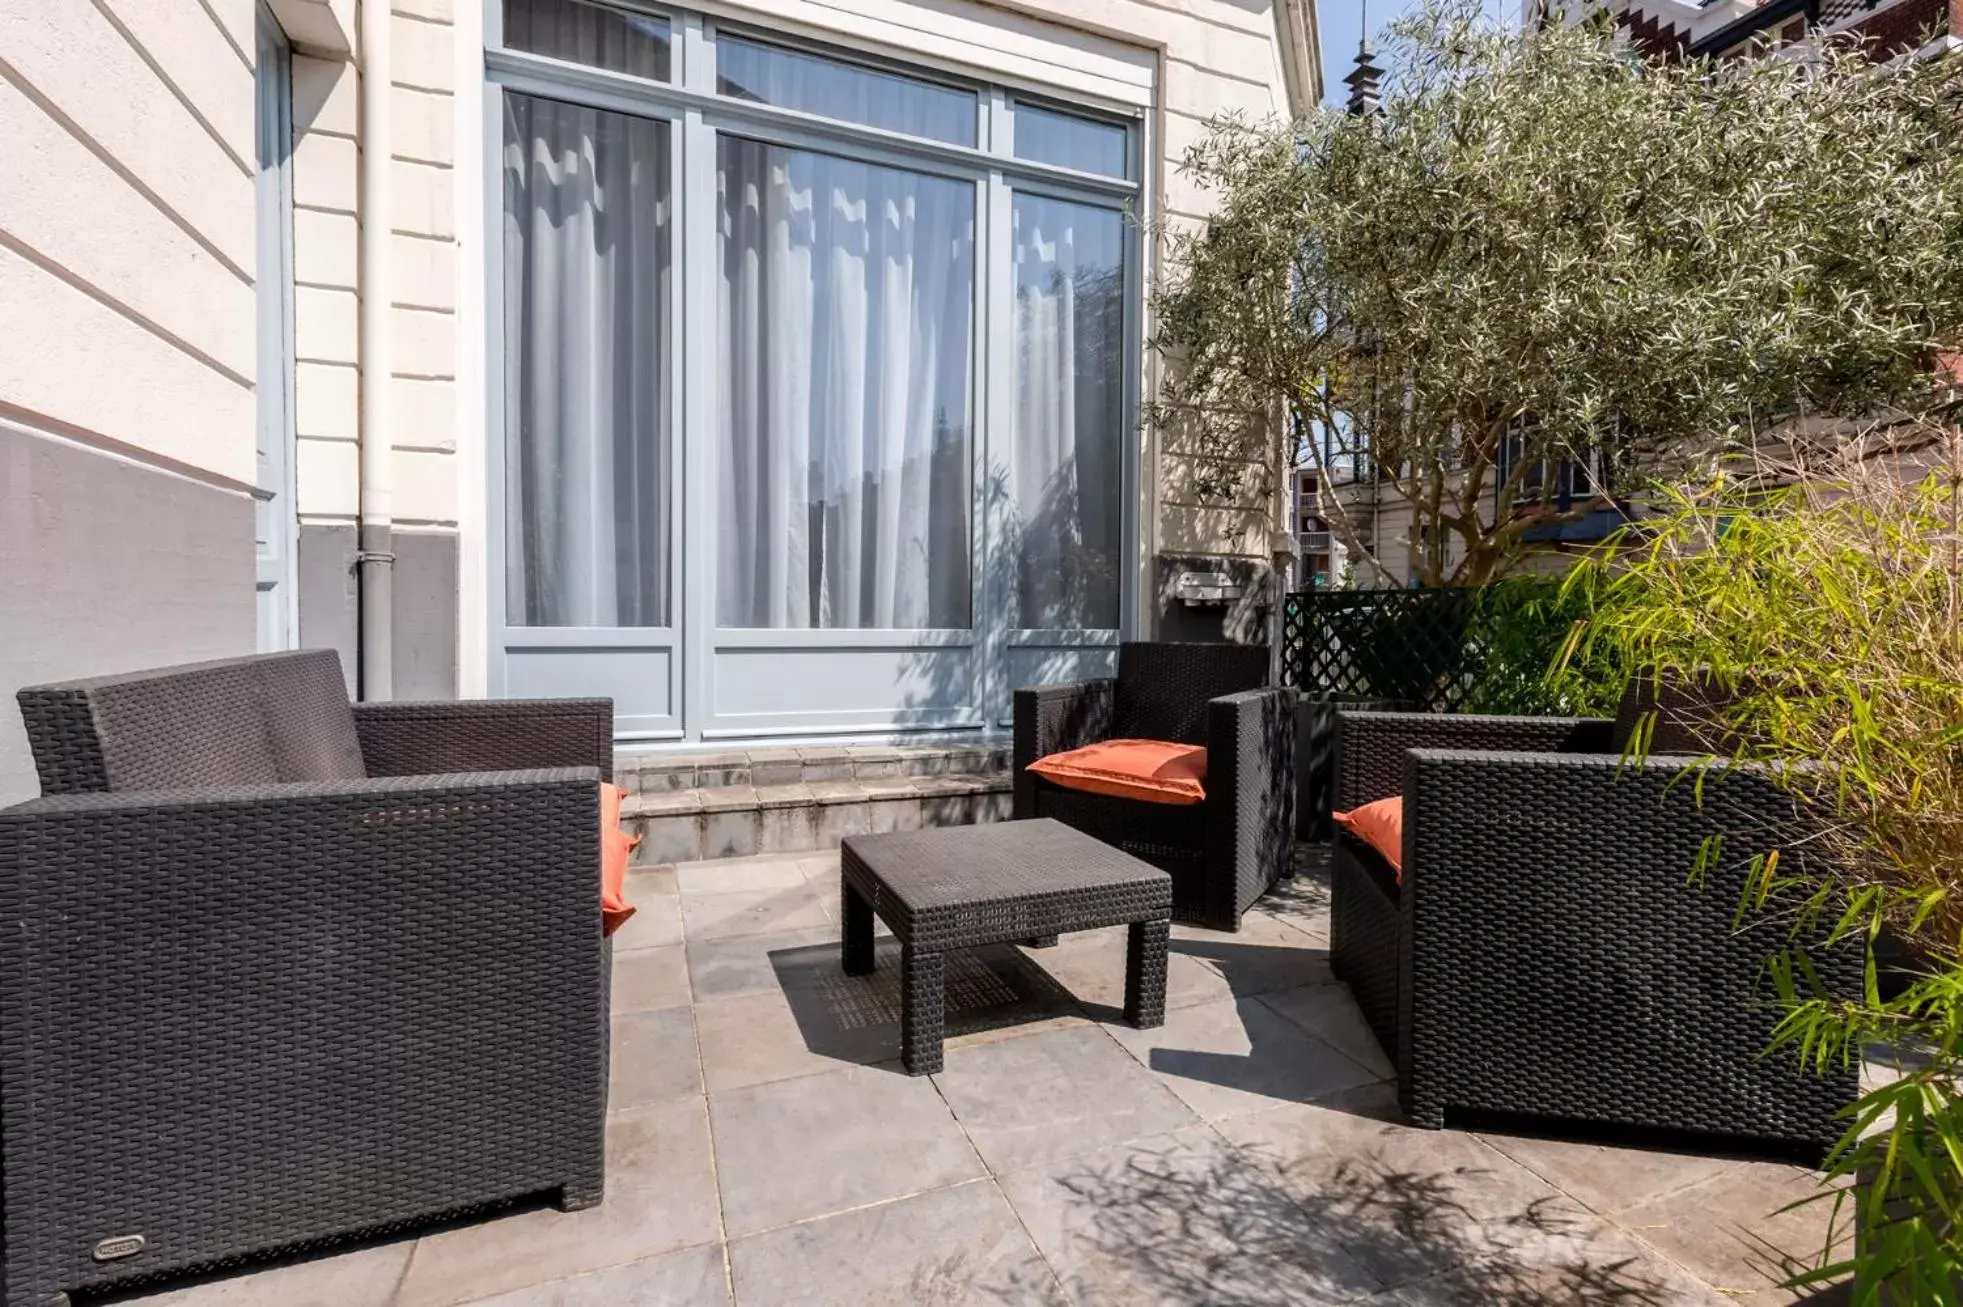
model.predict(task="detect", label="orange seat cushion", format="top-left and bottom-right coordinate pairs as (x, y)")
top-left (1332, 796), bottom-right (1404, 880)
top-left (601, 782), bottom-right (640, 936)
top-left (1027, 738), bottom-right (1208, 806)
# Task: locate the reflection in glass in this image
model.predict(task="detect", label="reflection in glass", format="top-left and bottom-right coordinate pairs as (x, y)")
top-left (1011, 193), bottom-right (1124, 630)
top-left (718, 38), bottom-right (977, 147)
top-left (503, 94), bottom-right (672, 626)
top-left (505, 0), bottom-right (671, 80)
top-left (718, 137), bottom-right (974, 629)
top-left (1013, 103), bottom-right (1129, 178)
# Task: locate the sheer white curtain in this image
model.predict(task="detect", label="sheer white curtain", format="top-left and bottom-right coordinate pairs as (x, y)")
top-left (717, 138), bottom-right (974, 629)
top-left (716, 37), bottom-right (976, 147)
top-left (503, 94), bottom-right (671, 627)
top-left (1010, 193), bottom-right (1124, 630)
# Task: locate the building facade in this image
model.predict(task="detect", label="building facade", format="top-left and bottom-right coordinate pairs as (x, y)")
top-left (1552, 0), bottom-right (1960, 62)
top-left (0, 0), bottom-right (1320, 801)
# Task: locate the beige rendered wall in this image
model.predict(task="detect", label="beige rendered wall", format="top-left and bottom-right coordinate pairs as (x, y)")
top-left (0, 0), bottom-right (259, 484)
top-left (0, 0), bottom-right (263, 801)
top-left (290, 0), bottom-right (459, 548)
top-left (288, 0), bottom-right (462, 694)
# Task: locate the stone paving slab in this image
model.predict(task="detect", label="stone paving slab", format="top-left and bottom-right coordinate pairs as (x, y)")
top-left (727, 1180), bottom-right (1063, 1307)
top-left (709, 1063), bottom-right (986, 1236)
top-left (610, 943), bottom-right (690, 1014)
top-left (392, 1098), bottom-right (721, 1306)
top-left (114, 844), bottom-right (1846, 1307)
top-left (931, 1025), bottom-right (1202, 1173)
top-left (1104, 994), bottom-right (1384, 1123)
top-left (465, 1243), bottom-right (731, 1307)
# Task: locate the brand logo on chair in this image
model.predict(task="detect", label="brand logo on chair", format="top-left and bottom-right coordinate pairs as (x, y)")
top-left (92, 1233), bottom-right (146, 1262)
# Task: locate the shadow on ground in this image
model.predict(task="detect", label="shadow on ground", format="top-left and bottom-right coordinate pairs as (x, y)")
top-left (982, 1129), bottom-right (1696, 1305)
top-left (768, 938), bottom-right (1081, 1071)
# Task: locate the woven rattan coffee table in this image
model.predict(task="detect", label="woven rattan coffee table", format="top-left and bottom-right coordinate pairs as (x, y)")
top-left (840, 818), bottom-right (1173, 1074)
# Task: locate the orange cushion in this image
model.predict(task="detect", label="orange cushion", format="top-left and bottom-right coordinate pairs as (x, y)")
top-left (601, 782), bottom-right (640, 937)
top-left (1332, 796), bottom-right (1404, 881)
top-left (1027, 738), bottom-right (1208, 806)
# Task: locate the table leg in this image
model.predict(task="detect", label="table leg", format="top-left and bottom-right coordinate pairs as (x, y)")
top-left (842, 881), bottom-right (875, 976)
top-left (1124, 917), bottom-right (1169, 1029)
top-left (901, 944), bottom-right (945, 1075)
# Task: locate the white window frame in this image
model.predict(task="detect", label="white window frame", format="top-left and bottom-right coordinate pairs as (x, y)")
top-left (483, 0), bottom-right (1148, 736)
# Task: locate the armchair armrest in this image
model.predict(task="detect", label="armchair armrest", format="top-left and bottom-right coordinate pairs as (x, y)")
top-left (1334, 710), bottom-right (1614, 811)
top-left (354, 698), bottom-right (614, 781)
top-left (1394, 747), bottom-right (1857, 1135)
top-left (1012, 680), bottom-right (1115, 819)
top-left (1204, 687), bottom-right (1297, 927)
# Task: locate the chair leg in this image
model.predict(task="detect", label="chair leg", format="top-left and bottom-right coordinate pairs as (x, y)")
top-left (1124, 917), bottom-right (1169, 1029)
top-left (556, 1175), bottom-right (605, 1211)
top-left (1022, 934), bottom-right (1059, 948)
top-left (842, 881), bottom-right (876, 976)
top-left (901, 945), bottom-right (945, 1075)
top-left (1399, 1080), bottom-right (1445, 1131)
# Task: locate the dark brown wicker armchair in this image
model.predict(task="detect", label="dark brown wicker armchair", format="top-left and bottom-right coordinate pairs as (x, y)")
top-left (0, 650), bottom-right (614, 1307)
top-left (1012, 642), bottom-right (1294, 931)
top-left (1330, 700), bottom-right (1859, 1161)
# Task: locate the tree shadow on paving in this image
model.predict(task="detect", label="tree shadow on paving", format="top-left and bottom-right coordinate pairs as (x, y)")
top-left (985, 1132), bottom-right (1693, 1305)
top-left (1266, 845), bottom-right (1334, 921)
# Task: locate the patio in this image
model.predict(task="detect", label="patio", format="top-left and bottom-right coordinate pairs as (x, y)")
top-left (116, 845), bottom-right (1844, 1307)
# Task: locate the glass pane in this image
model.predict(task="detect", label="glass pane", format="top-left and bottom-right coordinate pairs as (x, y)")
top-left (717, 137), bottom-right (975, 629)
top-left (503, 94), bottom-right (672, 626)
top-left (505, 0), bottom-right (671, 80)
top-left (1010, 193), bottom-right (1125, 629)
top-left (717, 38), bottom-right (977, 147)
top-left (1014, 104), bottom-right (1129, 178)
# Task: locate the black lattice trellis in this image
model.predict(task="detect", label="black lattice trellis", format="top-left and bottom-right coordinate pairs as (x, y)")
top-left (1282, 588), bottom-right (1484, 712)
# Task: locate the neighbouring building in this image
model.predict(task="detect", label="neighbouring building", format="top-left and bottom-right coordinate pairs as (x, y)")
top-left (0, 0), bottom-right (1321, 802)
top-left (1552, 0), bottom-right (1959, 63)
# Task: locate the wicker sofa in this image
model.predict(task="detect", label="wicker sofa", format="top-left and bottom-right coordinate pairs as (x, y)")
top-left (0, 650), bottom-right (615, 1306)
top-left (1330, 703), bottom-right (1859, 1160)
top-left (1012, 642), bottom-right (1294, 931)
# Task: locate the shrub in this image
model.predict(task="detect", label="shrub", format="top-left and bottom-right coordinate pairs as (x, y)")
top-left (1558, 443), bottom-right (1963, 1301)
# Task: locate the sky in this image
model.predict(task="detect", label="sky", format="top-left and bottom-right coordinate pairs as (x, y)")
top-left (1317, 0), bottom-right (1517, 105)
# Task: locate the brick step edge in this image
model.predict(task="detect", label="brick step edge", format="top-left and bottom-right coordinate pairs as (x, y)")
top-left (626, 774), bottom-right (1014, 865)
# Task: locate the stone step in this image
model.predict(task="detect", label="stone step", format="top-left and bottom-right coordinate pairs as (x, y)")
top-left (616, 742), bottom-right (1016, 864)
top-left (615, 741), bottom-right (1011, 793)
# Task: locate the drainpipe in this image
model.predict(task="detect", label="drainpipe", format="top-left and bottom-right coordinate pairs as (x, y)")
top-left (357, 0), bottom-right (394, 700)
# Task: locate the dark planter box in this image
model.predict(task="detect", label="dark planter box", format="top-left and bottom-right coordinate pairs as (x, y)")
top-left (1294, 694), bottom-right (1414, 840)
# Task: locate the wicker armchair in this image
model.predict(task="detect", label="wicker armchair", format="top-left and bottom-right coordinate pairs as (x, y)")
top-left (0, 650), bottom-right (614, 1306)
top-left (1012, 642), bottom-right (1294, 931)
top-left (1330, 705), bottom-right (1859, 1160)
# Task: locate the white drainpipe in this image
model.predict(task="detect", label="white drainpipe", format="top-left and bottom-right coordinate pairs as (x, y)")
top-left (357, 0), bottom-right (394, 700)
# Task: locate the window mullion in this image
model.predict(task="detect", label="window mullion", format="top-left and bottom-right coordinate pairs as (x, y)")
top-left (983, 87), bottom-right (1008, 157)
top-left (980, 165), bottom-right (1013, 715)
top-left (679, 10), bottom-right (711, 93)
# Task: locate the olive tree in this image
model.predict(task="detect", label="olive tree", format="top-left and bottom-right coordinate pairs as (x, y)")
top-left (1151, 0), bottom-right (1963, 587)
